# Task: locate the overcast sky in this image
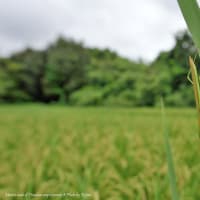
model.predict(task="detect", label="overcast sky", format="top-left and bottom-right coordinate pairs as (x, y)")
top-left (0, 0), bottom-right (187, 61)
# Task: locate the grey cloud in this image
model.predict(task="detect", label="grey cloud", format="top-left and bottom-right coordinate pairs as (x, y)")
top-left (158, 0), bottom-right (180, 11)
top-left (0, 0), bottom-right (186, 61)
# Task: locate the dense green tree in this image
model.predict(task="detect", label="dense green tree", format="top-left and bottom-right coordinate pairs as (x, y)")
top-left (11, 49), bottom-right (46, 101)
top-left (153, 31), bottom-right (198, 90)
top-left (44, 37), bottom-right (89, 102)
top-left (0, 31), bottom-right (197, 106)
top-left (0, 58), bottom-right (30, 101)
top-left (152, 31), bottom-right (197, 106)
top-left (70, 48), bottom-right (146, 106)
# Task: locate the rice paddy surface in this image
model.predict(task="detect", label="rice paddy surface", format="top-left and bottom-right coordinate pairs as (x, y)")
top-left (0, 105), bottom-right (199, 199)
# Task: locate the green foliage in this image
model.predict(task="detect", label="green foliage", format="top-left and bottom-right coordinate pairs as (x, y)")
top-left (11, 49), bottom-right (46, 101)
top-left (165, 85), bottom-right (194, 107)
top-left (69, 86), bottom-right (104, 105)
top-left (44, 37), bottom-right (89, 102)
top-left (0, 31), bottom-right (197, 106)
top-left (0, 58), bottom-right (31, 101)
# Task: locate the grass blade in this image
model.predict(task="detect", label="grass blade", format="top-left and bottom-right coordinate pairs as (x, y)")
top-left (161, 100), bottom-right (180, 200)
top-left (177, 0), bottom-right (200, 53)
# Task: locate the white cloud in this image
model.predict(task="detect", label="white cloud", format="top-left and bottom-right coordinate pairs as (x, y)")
top-left (0, 0), bottom-right (187, 61)
top-left (197, 0), bottom-right (200, 7)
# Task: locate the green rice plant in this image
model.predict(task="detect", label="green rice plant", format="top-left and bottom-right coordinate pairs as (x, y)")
top-left (177, 0), bottom-right (200, 52)
top-left (161, 100), bottom-right (180, 200)
top-left (178, 0), bottom-right (200, 136)
top-left (0, 106), bottom-right (200, 199)
top-left (188, 57), bottom-right (200, 137)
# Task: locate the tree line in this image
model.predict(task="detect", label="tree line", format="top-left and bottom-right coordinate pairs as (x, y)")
top-left (0, 31), bottom-right (198, 106)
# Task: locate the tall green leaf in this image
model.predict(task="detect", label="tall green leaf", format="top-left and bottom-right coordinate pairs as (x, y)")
top-left (161, 99), bottom-right (180, 200)
top-left (177, 0), bottom-right (200, 53)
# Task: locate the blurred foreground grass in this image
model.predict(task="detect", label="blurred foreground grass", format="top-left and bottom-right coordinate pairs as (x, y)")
top-left (0, 105), bottom-right (199, 199)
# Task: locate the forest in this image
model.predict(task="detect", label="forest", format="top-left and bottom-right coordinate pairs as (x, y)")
top-left (0, 30), bottom-right (198, 106)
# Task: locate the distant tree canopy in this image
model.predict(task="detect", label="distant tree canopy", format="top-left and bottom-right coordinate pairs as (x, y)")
top-left (0, 31), bottom-right (198, 106)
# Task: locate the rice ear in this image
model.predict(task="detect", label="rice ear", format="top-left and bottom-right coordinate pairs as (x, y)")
top-left (188, 56), bottom-right (200, 137)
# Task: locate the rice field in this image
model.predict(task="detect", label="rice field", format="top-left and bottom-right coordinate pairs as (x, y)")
top-left (0, 105), bottom-right (199, 199)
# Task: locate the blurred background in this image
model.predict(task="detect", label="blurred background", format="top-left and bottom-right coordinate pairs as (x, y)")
top-left (0, 0), bottom-right (198, 106)
top-left (1, 1), bottom-right (200, 199)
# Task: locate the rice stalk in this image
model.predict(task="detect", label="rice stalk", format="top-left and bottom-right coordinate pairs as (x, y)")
top-left (188, 56), bottom-right (200, 137)
top-left (161, 99), bottom-right (180, 200)
top-left (178, 0), bottom-right (200, 137)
